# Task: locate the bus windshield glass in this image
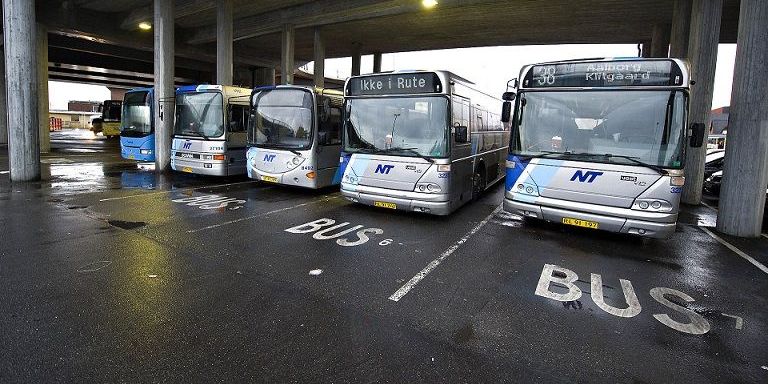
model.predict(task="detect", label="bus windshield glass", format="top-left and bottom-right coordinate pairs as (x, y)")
top-left (344, 96), bottom-right (449, 158)
top-left (513, 90), bottom-right (686, 168)
top-left (250, 89), bottom-right (313, 149)
top-left (120, 92), bottom-right (151, 137)
top-left (175, 92), bottom-right (224, 138)
top-left (103, 101), bottom-right (122, 122)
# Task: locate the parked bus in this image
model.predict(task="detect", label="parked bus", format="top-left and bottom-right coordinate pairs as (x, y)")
top-left (100, 99), bottom-right (122, 138)
top-left (120, 88), bottom-right (155, 161)
top-left (339, 70), bottom-right (510, 215)
top-left (246, 85), bottom-right (344, 188)
top-left (171, 85), bottom-right (251, 176)
top-left (502, 58), bottom-right (704, 238)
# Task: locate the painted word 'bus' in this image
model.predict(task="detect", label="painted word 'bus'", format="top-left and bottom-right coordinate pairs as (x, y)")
top-left (339, 70), bottom-right (510, 215)
top-left (246, 85), bottom-right (344, 188)
top-left (171, 85), bottom-right (251, 176)
top-left (120, 88), bottom-right (155, 162)
top-left (502, 58), bottom-right (704, 238)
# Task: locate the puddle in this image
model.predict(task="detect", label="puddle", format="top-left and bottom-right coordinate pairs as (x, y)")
top-left (107, 220), bottom-right (147, 230)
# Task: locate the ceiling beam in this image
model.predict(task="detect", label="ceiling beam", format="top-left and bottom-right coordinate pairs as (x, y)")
top-left (120, 0), bottom-right (214, 30)
top-left (187, 0), bottom-right (501, 45)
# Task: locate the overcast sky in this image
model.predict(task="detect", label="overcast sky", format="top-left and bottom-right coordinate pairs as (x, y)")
top-left (49, 43), bottom-right (738, 110)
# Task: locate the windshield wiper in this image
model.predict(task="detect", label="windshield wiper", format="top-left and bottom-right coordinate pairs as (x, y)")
top-left (376, 147), bottom-right (434, 163)
top-left (569, 152), bottom-right (668, 175)
top-left (178, 130), bottom-right (210, 140)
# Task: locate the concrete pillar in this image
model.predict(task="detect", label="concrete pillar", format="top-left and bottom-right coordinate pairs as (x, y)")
top-left (216, 0), bottom-right (233, 85)
top-left (351, 43), bottom-right (361, 76)
top-left (681, 0), bottom-right (722, 205)
top-left (280, 24), bottom-right (294, 85)
top-left (716, 0), bottom-right (768, 237)
top-left (0, 52), bottom-right (7, 146)
top-left (108, 87), bottom-right (127, 102)
top-left (650, 24), bottom-right (671, 58)
top-left (373, 52), bottom-right (383, 73)
top-left (670, 0), bottom-right (692, 58)
top-left (3, 0), bottom-right (40, 181)
top-left (313, 28), bottom-right (325, 88)
top-left (154, 0), bottom-right (174, 172)
top-left (253, 67), bottom-right (275, 87)
top-left (37, 24), bottom-right (50, 154)
top-left (641, 42), bottom-right (652, 58)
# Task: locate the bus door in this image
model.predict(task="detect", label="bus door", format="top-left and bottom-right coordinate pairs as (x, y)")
top-left (451, 95), bottom-right (473, 202)
top-left (227, 102), bottom-right (250, 174)
top-left (315, 95), bottom-right (343, 185)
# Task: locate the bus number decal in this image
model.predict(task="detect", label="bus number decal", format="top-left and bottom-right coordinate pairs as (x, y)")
top-left (437, 172), bottom-right (450, 179)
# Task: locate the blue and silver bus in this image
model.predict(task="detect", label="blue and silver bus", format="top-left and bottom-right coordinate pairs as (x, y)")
top-left (502, 58), bottom-right (705, 238)
top-left (339, 70), bottom-right (510, 215)
top-left (171, 85), bottom-right (251, 176)
top-left (246, 85), bottom-right (344, 188)
top-left (120, 88), bottom-right (155, 161)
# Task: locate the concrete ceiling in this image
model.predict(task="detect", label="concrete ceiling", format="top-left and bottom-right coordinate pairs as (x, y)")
top-left (36, 0), bottom-right (741, 86)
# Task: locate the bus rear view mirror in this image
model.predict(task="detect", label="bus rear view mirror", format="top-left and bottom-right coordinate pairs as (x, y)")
top-left (502, 91), bottom-right (516, 101)
top-left (501, 101), bottom-right (512, 123)
top-left (689, 122), bottom-right (706, 148)
top-left (454, 125), bottom-right (468, 143)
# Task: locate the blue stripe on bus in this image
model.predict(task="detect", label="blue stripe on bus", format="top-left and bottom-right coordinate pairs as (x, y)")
top-left (505, 154), bottom-right (528, 191)
top-left (333, 152), bottom-right (352, 185)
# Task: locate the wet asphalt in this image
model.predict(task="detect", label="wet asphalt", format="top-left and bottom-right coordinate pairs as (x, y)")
top-left (0, 129), bottom-right (767, 383)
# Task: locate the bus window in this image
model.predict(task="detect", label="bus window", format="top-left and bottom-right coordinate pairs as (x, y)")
top-left (229, 105), bottom-right (249, 132)
top-left (318, 101), bottom-right (342, 145)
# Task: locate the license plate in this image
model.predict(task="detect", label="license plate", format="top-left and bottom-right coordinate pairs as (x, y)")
top-left (182, 167), bottom-right (193, 173)
top-left (261, 176), bottom-right (278, 183)
top-left (562, 217), bottom-right (599, 229)
top-left (374, 201), bottom-right (397, 210)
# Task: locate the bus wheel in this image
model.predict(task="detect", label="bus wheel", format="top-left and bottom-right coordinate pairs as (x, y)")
top-left (472, 168), bottom-right (486, 201)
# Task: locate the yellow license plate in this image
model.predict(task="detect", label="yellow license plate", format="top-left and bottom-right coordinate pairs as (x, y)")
top-left (261, 175), bottom-right (278, 183)
top-left (182, 167), bottom-right (193, 173)
top-left (562, 217), bottom-right (599, 229)
top-left (374, 201), bottom-right (397, 209)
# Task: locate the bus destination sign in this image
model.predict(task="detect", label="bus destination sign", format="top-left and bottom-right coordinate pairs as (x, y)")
top-left (347, 73), bottom-right (441, 96)
top-left (524, 60), bottom-right (683, 88)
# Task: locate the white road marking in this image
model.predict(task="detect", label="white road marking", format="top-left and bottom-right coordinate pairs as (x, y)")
top-left (187, 196), bottom-right (337, 233)
top-left (98, 180), bottom-right (258, 202)
top-left (309, 269), bottom-right (323, 276)
top-left (701, 227), bottom-right (768, 275)
top-left (721, 313), bottom-right (744, 330)
top-left (761, 234), bottom-right (768, 240)
top-left (388, 205), bottom-right (501, 302)
top-left (0, 171), bottom-right (9, 174)
top-left (77, 260), bottom-right (112, 273)
top-left (701, 201), bottom-right (718, 212)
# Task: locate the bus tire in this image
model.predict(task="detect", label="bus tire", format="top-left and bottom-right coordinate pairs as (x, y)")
top-left (472, 166), bottom-right (486, 201)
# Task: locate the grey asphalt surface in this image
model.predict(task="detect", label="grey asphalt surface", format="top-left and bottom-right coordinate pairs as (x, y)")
top-left (1, 129), bottom-right (767, 383)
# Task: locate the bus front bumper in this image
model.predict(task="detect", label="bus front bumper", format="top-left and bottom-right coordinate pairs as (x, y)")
top-left (121, 146), bottom-right (154, 162)
top-left (171, 158), bottom-right (229, 176)
top-left (504, 198), bottom-right (677, 239)
top-left (341, 184), bottom-right (451, 215)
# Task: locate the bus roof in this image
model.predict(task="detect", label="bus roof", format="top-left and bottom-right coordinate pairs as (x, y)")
top-left (517, 58), bottom-right (690, 90)
top-left (252, 84), bottom-right (344, 99)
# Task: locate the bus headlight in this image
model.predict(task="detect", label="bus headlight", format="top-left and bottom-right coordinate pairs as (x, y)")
top-left (515, 182), bottom-right (539, 197)
top-left (343, 173), bottom-right (358, 185)
top-left (251, 157), bottom-right (258, 167)
top-left (292, 156), bottom-right (302, 165)
top-left (632, 198), bottom-right (673, 212)
top-left (670, 176), bottom-right (685, 186)
top-left (415, 183), bottom-right (442, 193)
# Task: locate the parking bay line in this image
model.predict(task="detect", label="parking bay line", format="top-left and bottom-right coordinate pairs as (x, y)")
top-left (98, 180), bottom-right (259, 202)
top-left (187, 195), bottom-right (339, 233)
top-left (388, 205), bottom-right (502, 302)
top-left (700, 227), bottom-right (768, 275)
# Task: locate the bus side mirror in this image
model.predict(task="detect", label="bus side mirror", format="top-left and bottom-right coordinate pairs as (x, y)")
top-left (689, 122), bottom-right (705, 148)
top-left (454, 125), bottom-right (468, 143)
top-left (501, 101), bottom-right (512, 123)
top-left (502, 91), bottom-right (516, 101)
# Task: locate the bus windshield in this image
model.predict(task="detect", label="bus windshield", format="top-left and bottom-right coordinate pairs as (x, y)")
top-left (175, 92), bottom-right (224, 139)
top-left (120, 91), bottom-right (151, 137)
top-left (344, 96), bottom-right (449, 158)
top-left (250, 89), bottom-right (313, 149)
top-left (102, 101), bottom-right (122, 122)
top-left (513, 90), bottom-right (686, 168)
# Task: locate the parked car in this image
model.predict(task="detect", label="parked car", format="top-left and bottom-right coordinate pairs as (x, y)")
top-left (703, 170), bottom-right (768, 210)
top-left (704, 149), bottom-right (725, 179)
